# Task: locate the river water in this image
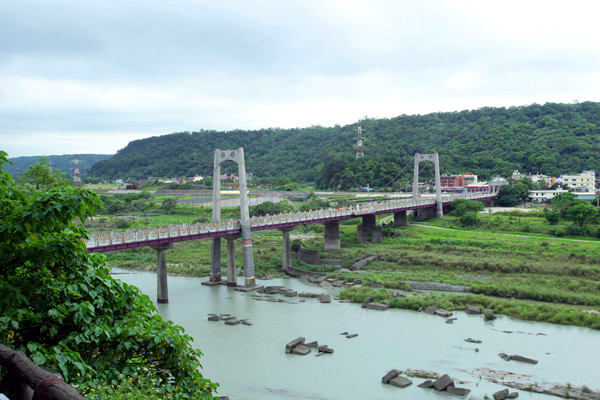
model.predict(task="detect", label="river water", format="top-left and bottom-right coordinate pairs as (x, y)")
top-left (113, 269), bottom-right (600, 400)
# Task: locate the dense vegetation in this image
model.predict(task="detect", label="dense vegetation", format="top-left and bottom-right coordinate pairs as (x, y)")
top-left (5, 154), bottom-right (112, 179)
top-left (90, 102), bottom-right (600, 189)
top-left (0, 152), bottom-right (217, 398)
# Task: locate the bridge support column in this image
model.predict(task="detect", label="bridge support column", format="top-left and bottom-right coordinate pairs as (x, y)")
top-left (151, 243), bottom-right (172, 304)
top-left (357, 214), bottom-right (382, 244)
top-left (226, 236), bottom-right (239, 286)
top-left (281, 228), bottom-right (292, 273)
top-left (324, 221), bottom-right (340, 250)
top-left (394, 210), bottom-right (408, 226)
top-left (210, 238), bottom-right (222, 282)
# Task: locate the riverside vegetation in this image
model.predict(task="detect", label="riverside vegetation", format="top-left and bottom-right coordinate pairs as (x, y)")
top-left (0, 154), bottom-right (219, 399)
top-left (100, 191), bottom-right (600, 330)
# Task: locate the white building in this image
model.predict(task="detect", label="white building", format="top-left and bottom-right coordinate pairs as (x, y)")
top-left (559, 171), bottom-right (595, 193)
top-left (529, 189), bottom-right (568, 202)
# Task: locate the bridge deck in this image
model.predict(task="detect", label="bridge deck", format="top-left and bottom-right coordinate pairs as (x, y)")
top-left (86, 192), bottom-right (496, 252)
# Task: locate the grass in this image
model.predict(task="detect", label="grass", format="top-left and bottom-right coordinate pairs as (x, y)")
top-left (95, 202), bottom-right (600, 329)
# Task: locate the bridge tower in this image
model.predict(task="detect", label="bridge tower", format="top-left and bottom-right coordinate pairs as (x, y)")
top-left (210, 148), bottom-right (257, 287)
top-left (412, 153), bottom-right (443, 218)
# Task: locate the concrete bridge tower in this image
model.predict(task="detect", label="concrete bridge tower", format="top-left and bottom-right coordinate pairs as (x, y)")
top-left (412, 153), bottom-right (443, 218)
top-left (210, 148), bottom-right (257, 287)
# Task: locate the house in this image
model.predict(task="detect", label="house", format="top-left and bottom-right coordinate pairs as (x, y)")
top-left (559, 171), bottom-right (595, 193)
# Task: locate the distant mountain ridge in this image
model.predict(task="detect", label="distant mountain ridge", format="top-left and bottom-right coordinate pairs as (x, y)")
top-left (90, 102), bottom-right (600, 190)
top-left (6, 154), bottom-right (113, 178)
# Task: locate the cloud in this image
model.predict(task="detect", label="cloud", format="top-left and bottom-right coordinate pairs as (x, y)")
top-left (1, 0), bottom-right (600, 156)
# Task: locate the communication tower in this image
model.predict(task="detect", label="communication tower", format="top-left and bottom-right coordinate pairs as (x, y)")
top-left (356, 120), bottom-right (365, 158)
top-left (70, 155), bottom-right (82, 187)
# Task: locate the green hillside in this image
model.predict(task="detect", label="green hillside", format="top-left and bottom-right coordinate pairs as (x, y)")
top-left (90, 102), bottom-right (600, 190)
top-left (6, 154), bottom-right (112, 179)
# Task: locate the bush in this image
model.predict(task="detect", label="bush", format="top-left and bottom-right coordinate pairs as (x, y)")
top-left (459, 212), bottom-right (478, 227)
top-left (484, 311), bottom-right (497, 321)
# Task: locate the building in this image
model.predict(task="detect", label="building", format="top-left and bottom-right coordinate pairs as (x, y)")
top-left (464, 174), bottom-right (478, 185)
top-left (489, 177), bottom-right (509, 191)
top-left (529, 189), bottom-right (568, 202)
top-left (559, 171), bottom-right (595, 193)
top-left (440, 174), bottom-right (465, 188)
top-left (511, 170), bottom-right (527, 182)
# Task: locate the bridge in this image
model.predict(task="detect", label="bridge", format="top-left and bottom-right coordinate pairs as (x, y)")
top-left (85, 149), bottom-right (497, 303)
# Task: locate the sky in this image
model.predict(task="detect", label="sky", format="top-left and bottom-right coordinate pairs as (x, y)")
top-left (2, 0), bottom-right (600, 157)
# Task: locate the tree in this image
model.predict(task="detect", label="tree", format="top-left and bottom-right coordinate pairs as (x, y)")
top-left (550, 192), bottom-right (583, 217)
top-left (496, 185), bottom-right (520, 206)
top-left (450, 199), bottom-right (484, 216)
top-left (17, 156), bottom-right (70, 191)
top-left (564, 203), bottom-right (598, 226)
top-left (544, 209), bottom-right (560, 225)
top-left (0, 151), bottom-right (217, 398)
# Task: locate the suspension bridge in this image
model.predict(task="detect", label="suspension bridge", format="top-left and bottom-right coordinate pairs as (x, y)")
top-left (85, 149), bottom-right (498, 303)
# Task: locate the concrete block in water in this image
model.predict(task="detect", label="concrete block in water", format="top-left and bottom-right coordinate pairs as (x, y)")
top-left (285, 337), bottom-right (305, 353)
top-left (364, 302), bottom-right (389, 310)
top-left (292, 345), bottom-right (311, 355)
top-left (432, 374), bottom-right (454, 391)
top-left (381, 369), bottom-right (401, 383)
top-left (417, 380), bottom-right (433, 388)
top-left (466, 304), bottom-right (481, 314)
top-left (424, 306), bottom-right (437, 315)
top-left (493, 389), bottom-right (509, 400)
top-left (509, 354), bottom-right (538, 364)
top-left (320, 294), bottom-right (331, 303)
top-left (317, 345), bottom-right (333, 353)
top-left (319, 281), bottom-right (334, 289)
top-left (447, 387), bottom-right (471, 395)
top-left (207, 315), bottom-right (219, 321)
top-left (305, 341), bottom-right (319, 348)
top-left (225, 319), bottom-right (241, 325)
top-left (388, 376), bottom-right (412, 388)
top-left (346, 333), bottom-right (358, 339)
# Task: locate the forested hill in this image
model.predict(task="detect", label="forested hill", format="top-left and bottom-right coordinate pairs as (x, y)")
top-left (90, 102), bottom-right (600, 190)
top-left (6, 154), bottom-right (112, 179)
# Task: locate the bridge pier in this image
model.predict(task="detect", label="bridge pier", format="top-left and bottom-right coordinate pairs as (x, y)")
top-left (281, 228), bottom-right (293, 273)
top-left (324, 221), bottom-right (340, 250)
top-left (151, 243), bottom-right (172, 304)
top-left (210, 238), bottom-right (222, 282)
top-left (225, 236), bottom-right (240, 286)
top-left (414, 207), bottom-right (436, 220)
top-left (357, 214), bottom-right (382, 244)
top-left (393, 210), bottom-right (408, 226)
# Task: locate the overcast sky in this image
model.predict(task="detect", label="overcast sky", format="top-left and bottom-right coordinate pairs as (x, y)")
top-left (2, 0), bottom-right (600, 157)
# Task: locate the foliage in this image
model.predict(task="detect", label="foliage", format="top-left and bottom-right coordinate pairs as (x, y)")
top-left (99, 192), bottom-right (154, 214)
top-left (0, 151), bottom-right (217, 398)
top-left (551, 192), bottom-right (583, 216)
top-left (450, 199), bottom-right (484, 217)
top-left (17, 156), bottom-right (71, 192)
top-left (544, 209), bottom-right (560, 225)
top-left (5, 154), bottom-right (112, 180)
top-left (459, 212), bottom-right (479, 227)
top-left (496, 185), bottom-right (520, 206)
top-left (564, 203), bottom-right (598, 226)
top-left (90, 102), bottom-right (600, 190)
top-left (249, 200), bottom-right (294, 217)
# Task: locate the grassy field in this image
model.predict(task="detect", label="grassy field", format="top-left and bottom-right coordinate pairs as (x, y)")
top-left (98, 204), bottom-right (600, 329)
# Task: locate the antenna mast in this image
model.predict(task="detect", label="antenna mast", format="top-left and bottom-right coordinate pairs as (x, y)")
top-left (356, 120), bottom-right (364, 158)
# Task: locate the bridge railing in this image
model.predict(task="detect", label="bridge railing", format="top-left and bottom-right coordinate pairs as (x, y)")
top-left (84, 192), bottom-right (496, 249)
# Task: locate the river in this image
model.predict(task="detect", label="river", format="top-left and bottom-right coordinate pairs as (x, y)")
top-left (113, 269), bottom-right (600, 400)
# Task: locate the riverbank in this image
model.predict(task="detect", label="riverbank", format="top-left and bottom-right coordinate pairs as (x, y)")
top-left (105, 214), bottom-right (600, 329)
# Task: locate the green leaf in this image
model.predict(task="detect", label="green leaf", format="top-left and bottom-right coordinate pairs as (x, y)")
top-left (32, 354), bottom-right (46, 366)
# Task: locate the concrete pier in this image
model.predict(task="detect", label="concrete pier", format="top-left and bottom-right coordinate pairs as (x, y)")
top-left (210, 238), bottom-right (222, 282)
top-left (357, 214), bottom-right (382, 244)
top-left (394, 210), bottom-right (408, 226)
top-left (226, 237), bottom-right (238, 286)
top-left (281, 228), bottom-right (292, 272)
top-left (151, 243), bottom-right (172, 304)
top-left (324, 221), bottom-right (340, 250)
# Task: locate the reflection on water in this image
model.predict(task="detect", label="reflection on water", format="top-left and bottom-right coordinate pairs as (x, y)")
top-left (114, 269), bottom-right (600, 400)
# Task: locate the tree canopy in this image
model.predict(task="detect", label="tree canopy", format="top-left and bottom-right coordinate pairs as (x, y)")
top-left (90, 102), bottom-right (600, 190)
top-left (0, 151), bottom-right (217, 398)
